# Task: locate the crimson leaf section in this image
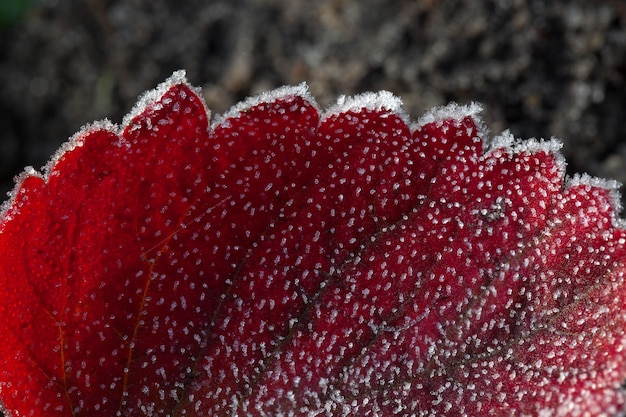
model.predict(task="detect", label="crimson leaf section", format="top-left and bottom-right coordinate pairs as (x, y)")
top-left (0, 72), bottom-right (625, 417)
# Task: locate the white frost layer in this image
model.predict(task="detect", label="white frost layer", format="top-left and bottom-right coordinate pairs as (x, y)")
top-left (2, 70), bottom-right (199, 221)
top-left (1, 119), bottom-right (123, 221)
top-left (567, 172), bottom-right (622, 192)
top-left (415, 101), bottom-right (483, 129)
top-left (489, 130), bottom-right (568, 177)
top-left (490, 130), bottom-right (624, 227)
top-left (567, 172), bottom-right (625, 228)
top-left (212, 83), bottom-right (316, 127)
top-left (414, 101), bottom-right (489, 146)
top-left (490, 130), bottom-right (563, 154)
top-left (324, 90), bottom-right (408, 124)
top-left (2, 70), bottom-right (625, 231)
top-left (43, 119), bottom-right (121, 178)
top-left (122, 70), bottom-right (195, 128)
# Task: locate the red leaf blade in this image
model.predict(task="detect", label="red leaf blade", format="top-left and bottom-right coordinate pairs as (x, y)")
top-left (1, 73), bottom-right (625, 416)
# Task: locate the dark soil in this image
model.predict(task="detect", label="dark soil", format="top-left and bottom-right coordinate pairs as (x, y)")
top-left (1, 0), bottom-right (625, 207)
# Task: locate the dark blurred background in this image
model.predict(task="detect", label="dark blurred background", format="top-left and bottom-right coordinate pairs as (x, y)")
top-left (0, 0), bottom-right (625, 207)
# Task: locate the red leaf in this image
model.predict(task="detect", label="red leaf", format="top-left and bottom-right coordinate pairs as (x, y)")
top-left (1, 71), bottom-right (626, 416)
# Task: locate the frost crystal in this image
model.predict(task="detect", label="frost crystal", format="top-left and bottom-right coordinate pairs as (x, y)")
top-left (0, 72), bottom-right (625, 417)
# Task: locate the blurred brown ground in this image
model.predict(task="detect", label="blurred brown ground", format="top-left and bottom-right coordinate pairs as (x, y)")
top-left (0, 0), bottom-right (625, 207)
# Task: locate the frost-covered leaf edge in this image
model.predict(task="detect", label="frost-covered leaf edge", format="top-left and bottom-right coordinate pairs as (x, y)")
top-left (489, 129), bottom-right (625, 229)
top-left (3, 71), bottom-right (624, 232)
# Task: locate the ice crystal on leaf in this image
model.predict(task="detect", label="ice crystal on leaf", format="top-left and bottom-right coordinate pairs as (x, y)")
top-left (1, 71), bottom-right (626, 417)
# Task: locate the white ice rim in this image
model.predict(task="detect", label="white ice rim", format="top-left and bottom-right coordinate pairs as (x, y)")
top-left (488, 131), bottom-right (567, 175)
top-left (2, 71), bottom-right (625, 229)
top-left (323, 90), bottom-right (409, 125)
top-left (122, 70), bottom-right (197, 129)
top-left (415, 101), bottom-right (483, 129)
top-left (212, 82), bottom-right (317, 128)
top-left (1, 71), bottom-right (197, 219)
top-left (567, 172), bottom-right (625, 228)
